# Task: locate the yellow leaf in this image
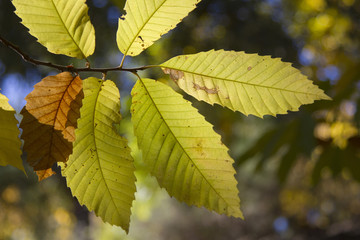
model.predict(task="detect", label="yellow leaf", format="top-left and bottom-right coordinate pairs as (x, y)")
top-left (161, 50), bottom-right (331, 118)
top-left (117, 0), bottom-right (201, 57)
top-left (0, 93), bottom-right (25, 173)
top-left (12, 0), bottom-right (96, 59)
top-left (61, 78), bottom-right (136, 232)
top-left (131, 78), bottom-right (243, 218)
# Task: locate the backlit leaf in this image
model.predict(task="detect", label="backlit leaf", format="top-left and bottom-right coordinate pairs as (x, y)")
top-left (0, 93), bottom-right (25, 173)
top-left (12, 0), bottom-right (95, 59)
top-left (161, 50), bottom-right (331, 118)
top-left (36, 168), bottom-right (56, 181)
top-left (61, 78), bottom-right (136, 232)
top-left (131, 78), bottom-right (242, 218)
top-left (20, 72), bottom-right (83, 180)
top-left (117, 0), bottom-right (201, 57)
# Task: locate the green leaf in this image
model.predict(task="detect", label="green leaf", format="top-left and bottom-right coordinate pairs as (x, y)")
top-left (312, 146), bottom-right (341, 185)
top-left (277, 145), bottom-right (297, 183)
top-left (60, 78), bottom-right (136, 232)
top-left (131, 78), bottom-right (242, 218)
top-left (0, 93), bottom-right (25, 173)
top-left (12, 0), bottom-right (95, 59)
top-left (235, 128), bottom-right (278, 168)
top-left (161, 50), bottom-right (331, 118)
top-left (117, 0), bottom-right (201, 57)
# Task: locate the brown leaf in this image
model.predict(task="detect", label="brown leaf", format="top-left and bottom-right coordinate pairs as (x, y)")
top-left (20, 72), bottom-right (83, 181)
top-left (36, 168), bottom-right (56, 181)
top-left (24, 72), bottom-right (83, 141)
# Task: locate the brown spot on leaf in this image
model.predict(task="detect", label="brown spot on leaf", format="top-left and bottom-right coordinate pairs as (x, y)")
top-left (193, 83), bottom-right (219, 94)
top-left (247, 66), bottom-right (252, 71)
top-left (162, 68), bottom-right (184, 83)
top-left (195, 140), bottom-right (207, 157)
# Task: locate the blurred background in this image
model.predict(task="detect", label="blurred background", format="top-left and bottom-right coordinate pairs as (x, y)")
top-left (1, 0), bottom-right (360, 239)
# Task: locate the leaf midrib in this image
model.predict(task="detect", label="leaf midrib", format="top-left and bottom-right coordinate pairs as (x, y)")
top-left (23, 75), bottom-right (74, 169)
top-left (47, 75), bottom-right (75, 168)
top-left (123, 0), bottom-right (167, 56)
top-left (161, 66), bottom-right (321, 96)
top-left (92, 81), bottom-right (122, 218)
top-left (139, 78), bottom-right (238, 213)
top-left (52, 76), bottom-right (76, 135)
top-left (50, 0), bottom-right (86, 58)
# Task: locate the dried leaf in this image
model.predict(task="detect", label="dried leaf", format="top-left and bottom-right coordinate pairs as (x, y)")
top-left (36, 168), bottom-right (56, 181)
top-left (20, 72), bottom-right (83, 180)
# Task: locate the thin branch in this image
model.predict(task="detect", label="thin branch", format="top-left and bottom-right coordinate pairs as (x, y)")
top-left (0, 35), bottom-right (157, 74)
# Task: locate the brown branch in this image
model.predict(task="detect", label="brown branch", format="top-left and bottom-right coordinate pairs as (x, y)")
top-left (0, 35), bottom-right (157, 74)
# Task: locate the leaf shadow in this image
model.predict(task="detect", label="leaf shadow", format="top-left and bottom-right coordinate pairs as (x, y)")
top-left (64, 88), bottom-right (83, 129)
top-left (20, 107), bottom-right (73, 171)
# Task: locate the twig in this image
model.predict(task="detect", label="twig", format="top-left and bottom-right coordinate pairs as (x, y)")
top-left (0, 35), bottom-right (157, 74)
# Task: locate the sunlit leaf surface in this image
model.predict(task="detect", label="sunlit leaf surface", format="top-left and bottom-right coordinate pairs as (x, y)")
top-left (61, 78), bottom-right (136, 232)
top-left (161, 50), bottom-right (331, 118)
top-left (131, 78), bottom-right (242, 218)
top-left (117, 0), bottom-right (201, 57)
top-left (12, 0), bottom-right (95, 58)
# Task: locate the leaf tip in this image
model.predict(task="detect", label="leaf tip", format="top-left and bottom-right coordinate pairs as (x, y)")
top-left (321, 92), bottom-right (332, 101)
top-left (232, 209), bottom-right (244, 220)
top-left (36, 168), bottom-right (56, 181)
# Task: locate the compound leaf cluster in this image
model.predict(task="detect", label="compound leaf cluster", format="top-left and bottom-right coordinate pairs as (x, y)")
top-left (0, 0), bottom-right (330, 233)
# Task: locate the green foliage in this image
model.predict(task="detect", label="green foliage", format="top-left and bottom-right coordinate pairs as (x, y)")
top-left (237, 116), bottom-right (316, 182)
top-left (0, 93), bottom-right (24, 173)
top-left (0, 0), bottom-right (331, 233)
top-left (234, 0), bottom-right (360, 187)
